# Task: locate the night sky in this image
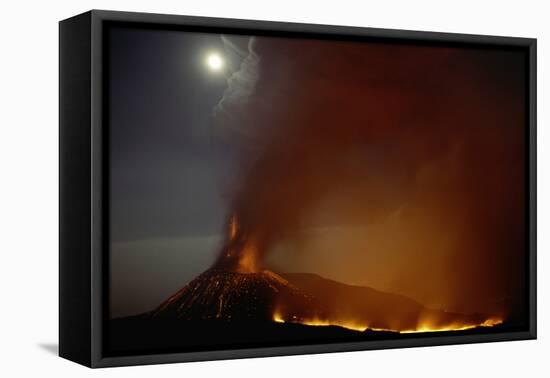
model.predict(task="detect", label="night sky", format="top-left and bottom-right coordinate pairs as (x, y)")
top-left (109, 27), bottom-right (243, 316)
top-left (109, 25), bottom-right (527, 323)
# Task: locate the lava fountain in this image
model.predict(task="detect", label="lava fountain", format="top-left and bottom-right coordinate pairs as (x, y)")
top-left (213, 214), bottom-right (263, 274)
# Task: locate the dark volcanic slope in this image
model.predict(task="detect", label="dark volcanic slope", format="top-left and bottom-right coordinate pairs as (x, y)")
top-left (108, 270), bottom-right (504, 354)
top-left (150, 269), bottom-right (326, 321)
top-left (282, 273), bottom-right (489, 331)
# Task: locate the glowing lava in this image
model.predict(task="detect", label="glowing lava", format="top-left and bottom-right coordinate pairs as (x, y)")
top-left (229, 214), bottom-right (238, 240)
top-left (273, 310), bottom-right (503, 334)
top-left (214, 214), bottom-right (263, 274)
top-left (218, 215), bottom-right (505, 334)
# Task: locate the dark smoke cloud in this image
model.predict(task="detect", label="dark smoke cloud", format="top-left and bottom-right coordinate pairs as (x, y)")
top-left (213, 36), bottom-right (526, 322)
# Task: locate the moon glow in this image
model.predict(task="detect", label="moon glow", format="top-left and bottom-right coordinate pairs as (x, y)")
top-left (206, 53), bottom-right (224, 72)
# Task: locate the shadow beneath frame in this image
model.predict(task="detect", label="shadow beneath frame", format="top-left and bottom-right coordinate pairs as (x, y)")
top-left (37, 343), bottom-right (58, 356)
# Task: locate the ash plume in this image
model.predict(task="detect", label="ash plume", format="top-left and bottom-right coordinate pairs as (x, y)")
top-left (212, 36), bottom-right (260, 126)
top-left (210, 36), bottom-right (526, 320)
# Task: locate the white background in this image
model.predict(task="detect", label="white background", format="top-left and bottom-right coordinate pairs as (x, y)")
top-left (0, 0), bottom-right (546, 376)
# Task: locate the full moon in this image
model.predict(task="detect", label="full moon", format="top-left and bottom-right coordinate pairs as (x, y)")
top-left (206, 53), bottom-right (224, 72)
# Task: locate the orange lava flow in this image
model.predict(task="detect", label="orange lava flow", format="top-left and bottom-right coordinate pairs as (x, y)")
top-left (273, 313), bottom-right (369, 332)
top-left (273, 311), bottom-right (503, 334)
top-left (400, 318), bottom-right (503, 334)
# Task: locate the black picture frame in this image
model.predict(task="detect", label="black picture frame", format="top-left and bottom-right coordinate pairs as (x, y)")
top-left (59, 9), bottom-right (537, 368)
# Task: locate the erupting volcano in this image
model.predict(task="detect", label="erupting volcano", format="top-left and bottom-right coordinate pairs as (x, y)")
top-left (109, 212), bottom-right (508, 355)
top-left (112, 213), bottom-right (505, 348)
top-left (107, 29), bottom-right (527, 356)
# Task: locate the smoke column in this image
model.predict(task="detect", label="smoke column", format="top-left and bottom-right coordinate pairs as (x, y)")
top-left (210, 35), bottom-right (526, 321)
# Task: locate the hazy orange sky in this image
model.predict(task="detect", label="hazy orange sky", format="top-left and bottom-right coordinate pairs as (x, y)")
top-left (214, 36), bottom-right (527, 322)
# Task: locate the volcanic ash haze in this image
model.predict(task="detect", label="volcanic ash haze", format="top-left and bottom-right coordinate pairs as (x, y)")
top-left (210, 35), bottom-right (526, 323)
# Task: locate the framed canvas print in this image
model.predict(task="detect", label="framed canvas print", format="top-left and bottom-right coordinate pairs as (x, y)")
top-left (59, 10), bottom-right (537, 368)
